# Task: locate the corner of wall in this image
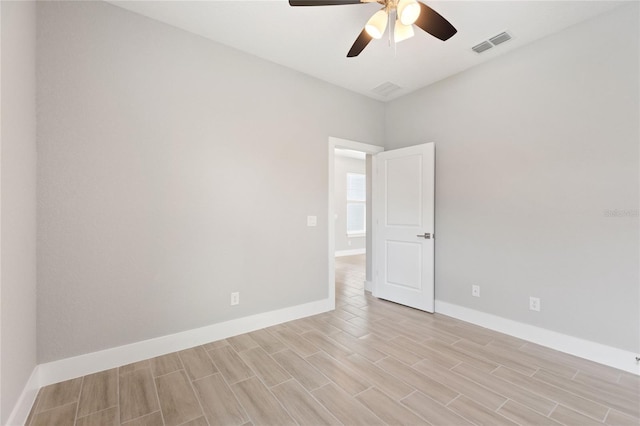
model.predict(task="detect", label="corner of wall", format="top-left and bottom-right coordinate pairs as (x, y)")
top-left (0, 0), bottom-right (38, 424)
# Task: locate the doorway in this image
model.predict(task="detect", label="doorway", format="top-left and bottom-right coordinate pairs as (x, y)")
top-left (328, 137), bottom-right (384, 308)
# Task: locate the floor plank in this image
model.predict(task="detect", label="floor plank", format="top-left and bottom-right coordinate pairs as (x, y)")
top-left (36, 378), bottom-right (82, 413)
top-left (271, 349), bottom-right (330, 391)
top-left (208, 345), bottom-right (255, 384)
top-left (77, 369), bottom-right (117, 418)
top-left (498, 400), bottom-right (563, 426)
top-left (271, 380), bottom-right (339, 425)
top-left (339, 353), bottom-right (414, 400)
top-left (306, 351), bottom-right (371, 396)
top-left (75, 406), bottom-right (119, 426)
top-left (231, 377), bottom-right (295, 426)
top-left (247, 329), bottom-right (286, 354)
top-left (155, 370), bottom-right (203, 426)
top-left (452, 362), bottom-right (556, 415)
top-left (493, 366), bottom-right (610, 421)
top-left (119, 368), bottom-right (160, 423)
top-left (120, 411), bottom-right (163, 426)
top-left (375, 356), bottom-right (459, 405)
top-left (356, 387), bottom-right (425, 425)
top-left (31, 402), bottom-right (77, 426)
top-left (413, 359), bottom-right (507, 410)
top-left (238, 347), bottom-right (291, 387)
top-left (192, 373), bottom-right (248, 426)
top-left (448, 395), bottom-right (518, 426)
top-left (400, 391), bottom-right (473, 426)
top-left (311, 383), bottom-right (384, 426)
top-left (178, 346), bottom-right (218, 381)
top-left (151, 353), bottom-right (184, 378)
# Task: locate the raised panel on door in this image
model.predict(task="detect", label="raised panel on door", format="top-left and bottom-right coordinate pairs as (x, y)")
top-left (386, 240), bottom-right (422, 290)
top-left (386, 155), bottom-right (422, 227)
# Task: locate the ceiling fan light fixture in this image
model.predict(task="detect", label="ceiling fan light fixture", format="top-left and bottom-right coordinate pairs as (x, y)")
top-left (397, 0), bottom-right (420, 25)
top-left (394, 19), bottom-right (414, 43)
top-left (365, 10), bottom-right (388, 39)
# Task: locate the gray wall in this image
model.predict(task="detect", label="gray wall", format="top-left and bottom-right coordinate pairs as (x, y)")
top-left (37, 1), bottom-right (384, 363)
top-left (385, 3), bottom-right (639, 352)
top-left (334, 155), bottom-right (366, 253)
top-left (0, 1), bottom-right (38, 423)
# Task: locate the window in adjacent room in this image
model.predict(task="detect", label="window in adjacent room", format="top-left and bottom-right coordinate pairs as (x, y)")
top-left (346, 172), bottom-right (366, 236)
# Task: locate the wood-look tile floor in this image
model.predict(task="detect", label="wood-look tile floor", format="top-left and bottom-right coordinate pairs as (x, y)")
top-left (27, 255), bottom-right (640, 425)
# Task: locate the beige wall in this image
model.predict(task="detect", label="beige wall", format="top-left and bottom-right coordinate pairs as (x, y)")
top-left (0, 1), bottom-right (38, 423)
top-left (36, 1), bottom-right (384, 363)
top-left (385, 3), bottom-right (639, 352)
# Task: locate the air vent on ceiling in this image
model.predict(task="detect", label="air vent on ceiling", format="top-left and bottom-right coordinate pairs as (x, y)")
top-left (472, 31), bottom-right (513, 54)
top-left (471, 41), bottom-right (493, 54)
top-left (489, 32), bottom-right (512, 46)
top-left (372, 82), bottom-right (402, 98)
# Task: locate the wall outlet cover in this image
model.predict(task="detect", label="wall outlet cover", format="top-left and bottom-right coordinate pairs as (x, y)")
top-left (529, 296), bottom-right (540, 312)
top-left (231, 292), bottom-right (240, 306)
top-left (472, 285), bottom-right (480, 297)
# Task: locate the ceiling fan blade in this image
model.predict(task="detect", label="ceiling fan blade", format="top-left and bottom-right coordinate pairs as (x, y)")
top-left (346, 28), bottom-right (373, 57)
top-left (414, 2), bottom-right (457, 41)
top-left (289, 0), bottom-right (363, 6)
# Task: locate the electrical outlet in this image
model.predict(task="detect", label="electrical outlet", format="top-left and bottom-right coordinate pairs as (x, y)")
top-left (472, 285), bottom-right (480, 297)
top-left (529, 296), bottom-right (540, 312)
top-left (231, 292), bottom-right (240, 306)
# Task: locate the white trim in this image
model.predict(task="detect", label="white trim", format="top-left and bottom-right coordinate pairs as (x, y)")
top-left (330, 137), bottom-right (385, 155)
top-left (335, 249), bottom-right (366, 257)
top-left (36, 297), bottom-right (331, 387)
top-left (435, 300), bottom-right (640, 375)
top-left (6, 366), bottom-right (40, 426)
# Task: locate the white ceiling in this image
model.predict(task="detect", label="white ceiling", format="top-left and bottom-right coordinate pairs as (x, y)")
top-left (108, 0), bottom-right (624, 101)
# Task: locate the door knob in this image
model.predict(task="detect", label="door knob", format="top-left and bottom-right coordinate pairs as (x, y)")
top-left (416, 233), bottom-right (431, 239)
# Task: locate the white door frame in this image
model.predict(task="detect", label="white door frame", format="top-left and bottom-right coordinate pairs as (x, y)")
top-left (328, 137), bottom-right (384, 308)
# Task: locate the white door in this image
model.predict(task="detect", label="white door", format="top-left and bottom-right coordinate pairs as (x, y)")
top-left (373, 143), bottom-right (435, 312)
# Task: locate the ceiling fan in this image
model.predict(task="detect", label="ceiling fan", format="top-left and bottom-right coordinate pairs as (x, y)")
top-left (288, 0), bottom-right (457, 57)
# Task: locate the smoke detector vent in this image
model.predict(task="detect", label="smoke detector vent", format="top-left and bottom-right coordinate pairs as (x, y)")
top-left (372, 82), bottom-right (402, 97)
top-left (489, 32), bottom-right (512, 46)
top-left (471, 41), bottom-right (493, 54)
top-left (472, 30), bottom-right (513, 54)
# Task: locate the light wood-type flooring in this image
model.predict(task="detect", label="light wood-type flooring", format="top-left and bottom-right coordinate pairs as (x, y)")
top-left (27, 255), bottom-right (639, 425)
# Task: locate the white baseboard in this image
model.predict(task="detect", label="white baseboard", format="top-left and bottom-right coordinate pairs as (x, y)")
top-left (39, 297), bottom-right (332, 387)
top-left (335, 249), bottom-right (365, 257)
top-left (364, 280), bottom-right (372, 292)
top-left (12, 297), bottom-right (636, 425)
top-left (7, 298), bottom-right (335, 426)
top-left (7, 297), bottom-right (332, 425)
top-left (6, 366), bottom-right (40, 426)
top-left (435, 300), bottom-right (640, 375)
